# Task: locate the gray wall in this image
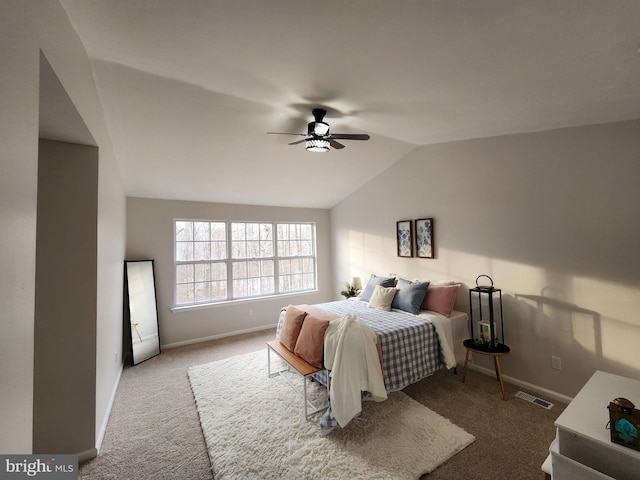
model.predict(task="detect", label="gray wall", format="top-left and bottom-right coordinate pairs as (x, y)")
top-left (0, 1), bottom-right (126, 454)
top-left (331, 120), bottom-right (640, 400)
top-left (126, 198), bottom-right (333, 346)
top-left (34, 139), bottom-right (98, 455)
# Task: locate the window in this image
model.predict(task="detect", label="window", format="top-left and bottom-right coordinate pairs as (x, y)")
top-left (174, 220), bottom-right (316, 307)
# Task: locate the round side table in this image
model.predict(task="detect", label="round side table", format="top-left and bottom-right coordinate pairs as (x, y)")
top-left (462, 339), bottom-right (511, 400)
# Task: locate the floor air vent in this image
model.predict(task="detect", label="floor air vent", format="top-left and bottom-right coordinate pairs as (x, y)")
top-left (515, 391), bottom-right (554, 409)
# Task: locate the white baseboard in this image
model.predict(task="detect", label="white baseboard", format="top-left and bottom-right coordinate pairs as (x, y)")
top-left (162, 323), bottom-right (275, 350)
top-left (465, 362), bottom-right (573, 405)
top-left (95, 363), bottom-right (123, 454)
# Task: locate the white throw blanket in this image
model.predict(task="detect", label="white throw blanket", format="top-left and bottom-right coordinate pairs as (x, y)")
top-left (323, 314), bottom-right (387, 427)
top-left (420, 312), bottom-right (457, 369)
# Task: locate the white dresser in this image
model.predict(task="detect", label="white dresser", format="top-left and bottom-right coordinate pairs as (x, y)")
top-left (543, 370), bottom-right (640, 480)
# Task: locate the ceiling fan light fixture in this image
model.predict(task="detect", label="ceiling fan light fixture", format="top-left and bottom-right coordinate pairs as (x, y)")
top-left (306, 138), bottom-right (330, 152)
top-left (308, 121), bottom-right (330, 136)
top-left (268, 108), bottom-right (369, 151)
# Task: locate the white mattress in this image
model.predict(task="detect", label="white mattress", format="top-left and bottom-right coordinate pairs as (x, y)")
top-left (418, 309), bottom-right (469, 367)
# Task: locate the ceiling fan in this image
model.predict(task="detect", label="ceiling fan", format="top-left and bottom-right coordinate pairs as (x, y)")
top-left (267, 108), bottom-right (370, 152)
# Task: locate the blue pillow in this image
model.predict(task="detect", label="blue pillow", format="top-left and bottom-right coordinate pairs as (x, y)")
top-left (360, 274), bottom-right (396, 302)
top-left (391, 278), bottom-right (430, 314)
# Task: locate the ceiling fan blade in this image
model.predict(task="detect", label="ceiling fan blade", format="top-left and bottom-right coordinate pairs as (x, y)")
top-left (288, 138), bottom-right (308, 146)
top-left (267, 132), bottom-right (305, 136)
top-left (330, 133), bottom-right (370, 141)
top-left (329, 139), bottom-right (345, 149)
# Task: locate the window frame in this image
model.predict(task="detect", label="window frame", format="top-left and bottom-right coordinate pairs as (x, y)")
top-left (173, 219), bottom-right (317, 308)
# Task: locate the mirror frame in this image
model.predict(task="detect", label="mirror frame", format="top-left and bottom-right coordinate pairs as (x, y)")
top-left (124, 259), bottom-right (161, 365)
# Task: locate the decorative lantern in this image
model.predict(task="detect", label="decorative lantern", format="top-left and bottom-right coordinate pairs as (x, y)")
top-left (467, 275), bottom-right (508, 352)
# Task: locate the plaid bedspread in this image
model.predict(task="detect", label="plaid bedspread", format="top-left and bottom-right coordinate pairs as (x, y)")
top-left (276, 299), bottom-right (445, 393)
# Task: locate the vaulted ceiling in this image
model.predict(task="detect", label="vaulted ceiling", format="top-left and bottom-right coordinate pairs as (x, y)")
top-left (59, 0), bottom-right (640, 208)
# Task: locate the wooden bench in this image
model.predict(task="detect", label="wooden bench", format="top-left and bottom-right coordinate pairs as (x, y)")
top-left (266, 340), bottom-right (329, 419)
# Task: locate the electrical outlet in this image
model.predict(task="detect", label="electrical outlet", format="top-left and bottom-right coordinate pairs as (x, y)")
top-left (248, 309), bottom-right (253, 317)
top-left (551, 356), bottom-right (562, 370)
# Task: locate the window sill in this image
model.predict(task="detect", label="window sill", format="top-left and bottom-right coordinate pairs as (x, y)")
top-left (170, 290), bottom-right (319, 313)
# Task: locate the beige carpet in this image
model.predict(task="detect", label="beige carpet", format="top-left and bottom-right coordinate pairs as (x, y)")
top-left (79, 329), bottom-right (564, 480)
top-left (188, 350), bottom-right (475, 479)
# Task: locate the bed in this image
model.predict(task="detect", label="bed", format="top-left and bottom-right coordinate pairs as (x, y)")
top-left (276, 299), bottom-right (468, 391)
top-left (274, 278), bottom-right (469, 433)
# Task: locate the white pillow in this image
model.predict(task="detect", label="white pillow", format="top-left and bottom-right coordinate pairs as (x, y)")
top-left (367, 285), bottom-right (397, 311)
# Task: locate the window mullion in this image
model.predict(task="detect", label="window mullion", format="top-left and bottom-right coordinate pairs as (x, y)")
top-left (226, 221), bottom-right (234, 300)
top-left (272, 222), bottom-right (279, 294)
top-left (175, 259), bottom-right (212, 266)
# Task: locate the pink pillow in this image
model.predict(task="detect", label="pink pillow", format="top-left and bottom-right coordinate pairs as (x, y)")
top-left (279, 306), bottom-right (307, 352)
top-left (422, 284), bottom-right (460, 317)
top-left (294, 315), bottom-right (330, 368)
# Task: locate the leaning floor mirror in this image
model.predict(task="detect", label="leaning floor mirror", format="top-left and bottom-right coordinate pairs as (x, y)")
top-left (124, 260), bottom-right (161, 365)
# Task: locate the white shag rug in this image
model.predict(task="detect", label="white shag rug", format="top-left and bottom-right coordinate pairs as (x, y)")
top-left (188, 349), bottom-right (475, 480)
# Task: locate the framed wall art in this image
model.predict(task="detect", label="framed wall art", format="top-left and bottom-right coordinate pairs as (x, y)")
top-left (415, 218), bottom-right (434, 258)
top-left (396, 220), bottom-right (413, 257)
